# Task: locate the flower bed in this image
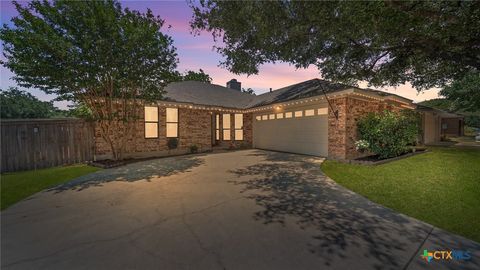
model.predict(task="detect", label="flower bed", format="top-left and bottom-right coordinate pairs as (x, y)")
top-left (349, 148), bottom-right (428, 165)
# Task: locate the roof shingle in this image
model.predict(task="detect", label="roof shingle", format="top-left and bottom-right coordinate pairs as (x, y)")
top-left (164, 79), bottom-right (412, 109)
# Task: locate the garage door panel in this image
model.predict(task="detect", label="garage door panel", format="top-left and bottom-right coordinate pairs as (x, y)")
top-left (253, 114), bottom-right (328, 157)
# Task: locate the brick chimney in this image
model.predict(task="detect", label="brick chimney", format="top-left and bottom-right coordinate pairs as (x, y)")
top-left (226, 79), bottom-right (241, 91)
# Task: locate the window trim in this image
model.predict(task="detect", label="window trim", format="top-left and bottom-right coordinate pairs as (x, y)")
top-left (215, 114), bottom-right (220, 140)
top-left (305, 109), bottom-right (315, 116)
top-left (222, 113), bottom-right (231, 141)
top-left (234, 113), bottom-right (243, 141)
top-left (317, 108), bottom-right (328, 115)
top-left (144, 106), bottom-right (159, 139)
top-left (166, 107), bottom-right (179, 138)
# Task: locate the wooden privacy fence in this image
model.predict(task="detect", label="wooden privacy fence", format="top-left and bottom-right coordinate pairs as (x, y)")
top-left (1, 118), bottom-right (95, 173)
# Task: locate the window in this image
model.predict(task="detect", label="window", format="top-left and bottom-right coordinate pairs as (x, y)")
top-left (276, 113), bottom-right (284, 119)
top-left (305, 109), bottom-right (315, 116)
top-left (234, 114), bottom-right (243, 141)
top-left (215, 114), bottom-right (220, 140)
top-left (317, 108), bottom-right (328, 115)
top-left (269, 114), bottom-right (275, 120)
top-left (223, 114), bottom-right (231, 140)
top-left (145, 106), bottom-right (158, 138)
top-left (262, 115), bottom-right (268, 120)
top-left (294, 111), bottom-right (303, 117)
top-left (285, 112), bottom-right (293, 118)
top-left (256, 116), bottom-right (261, 121)
top-left (166, 108), bottom-right (178, 137)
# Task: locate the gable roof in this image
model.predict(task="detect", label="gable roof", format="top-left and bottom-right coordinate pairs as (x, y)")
top-left (415, 104), bottom-right (464, 118)
top-left (164, 79), bottom-right (413, 109)
top-left (247, 79), bottom-right (351, 108)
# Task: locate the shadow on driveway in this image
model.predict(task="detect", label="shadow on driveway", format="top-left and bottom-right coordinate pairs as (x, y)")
top-left (229, 150), bottom-right (432, 270)
top-left (53, 155), bottom-right (205, 192)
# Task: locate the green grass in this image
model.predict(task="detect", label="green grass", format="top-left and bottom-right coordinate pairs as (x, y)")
top-left (321, 147), bottom-right (480, 242)
top-left (1, 164), bottom-right (100, 210)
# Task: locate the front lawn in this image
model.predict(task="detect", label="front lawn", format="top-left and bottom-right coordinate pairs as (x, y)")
top-left (1, 164), bottom-right (100, 210)
top-left (321, 147), bottom-right (480, 242)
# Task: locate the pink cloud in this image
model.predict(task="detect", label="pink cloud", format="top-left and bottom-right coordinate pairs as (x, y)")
top-left (358, 82), bottom-right (440, 103)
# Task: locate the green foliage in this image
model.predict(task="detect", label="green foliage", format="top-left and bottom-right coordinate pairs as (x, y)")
top-left (354, 140), bottom-right (370, 153)
top-left (1, 0), bottom-right (178, 102)
top-left (440, 71), bottom-right (480, 112)
top-left (241, 88), bottom-right (255, 95)
top-left (419, 98), bottom-right (480, 128)
top-left (465, 117), bottom-right (480, 129)
top-left (65, 103), bottom-right (94, 120)
top-left (167, 138), bottom-right (178, 150)
top-left (418, 98), bottom-right (455, 111)
top-left (0, 87), bottom-right (63, 119)
top-left (464, 126), bottom-right (477, 137)
top-left (191, 1), bottom-right (480, 90)
top-left (189, 144), bottom-right (199, 153)
top-left (1, 0), bottom-right (179, 160)
top-left (181, 69), bottom-right (212, 83)
top-left (357, 110), bottom-right (420, 159)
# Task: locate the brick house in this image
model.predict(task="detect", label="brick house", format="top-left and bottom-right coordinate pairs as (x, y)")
top-left (94, 79), bottom-right (463, 160)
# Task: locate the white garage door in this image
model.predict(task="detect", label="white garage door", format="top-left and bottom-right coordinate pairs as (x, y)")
top-left (253, 109), bottom-right (328, 157)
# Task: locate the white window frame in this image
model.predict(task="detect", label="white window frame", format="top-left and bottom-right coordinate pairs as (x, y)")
top-left (294, 111), bottom-right (303, 117)
top-left (166, 108), bottom-right (178, 138)
top-left (317, 108), bottom-right (328, 115)
top-left (305, 109), bottom-right (315, 116)
top-left (222, 114), bottom-right (231, 141)
top-left (234, 114), bottom-right (243, 141)
top-left (144, 106), bottom-right (158, 138)
top-left (215, 114), bottom-right (220, 140)
top-left (285, 112), bottom-right (293, 118)
top-left (276, 113), bottom-right (284, 119)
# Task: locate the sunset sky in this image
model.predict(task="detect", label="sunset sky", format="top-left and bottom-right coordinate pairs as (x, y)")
top-left (0, 0), bottom-right (441, 109)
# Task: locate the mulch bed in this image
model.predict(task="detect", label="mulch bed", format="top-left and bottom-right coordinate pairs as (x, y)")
top-left (88, 149), bottom-right (213, 169)
top-left (89, 158), bottom-right (148, 169)
top-left (348, 148), bottom-right (428, 165)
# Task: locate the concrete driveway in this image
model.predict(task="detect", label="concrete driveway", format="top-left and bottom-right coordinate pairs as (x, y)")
top-left (1, 149), bottom-right (478, 270)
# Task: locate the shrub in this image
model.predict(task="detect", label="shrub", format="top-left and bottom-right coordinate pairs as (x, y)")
top-left (167, 138), bottom-right (178, 150)
top-left (357, 110), bottom-right (420, 159)
top-left (464, 126), bottom-right (478, 136)
top-left (189, 144), bottom-right (198, 153)
top-left (354, 140), bottom-right (370, 153)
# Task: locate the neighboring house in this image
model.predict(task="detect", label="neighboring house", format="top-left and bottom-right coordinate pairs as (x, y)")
top-left (94, 79), bottom-right (463, 160)
top-left (416, 105), bottom-right (465, 144)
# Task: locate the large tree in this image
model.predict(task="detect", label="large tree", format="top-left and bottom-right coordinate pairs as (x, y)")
top-left (0, 87), bottom-right (63, 119)
top-left (190, 1), bottom-right (480, 105)
top-left (439, 72), bottom-right (480, 112)
top-left (181, 68), bottom-right (212, 83)
top-left (1, 0), bottom-right (178, 159)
